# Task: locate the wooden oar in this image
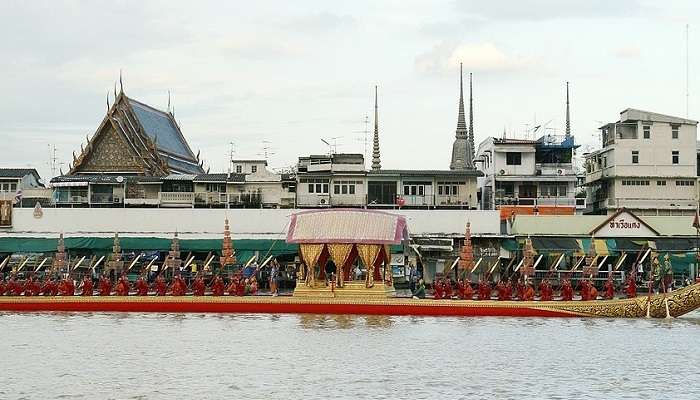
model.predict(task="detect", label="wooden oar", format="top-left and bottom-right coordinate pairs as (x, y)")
top-left (91, 255), bottom-right (105, 272)
top-left (16, 256), bottom-right (30, 272)
top-left (126, 254), bottom-right (142, 272)
top-left (0, 256), bottom-right (9, 271)
top-left (33, 258), bottom-right (49, 272)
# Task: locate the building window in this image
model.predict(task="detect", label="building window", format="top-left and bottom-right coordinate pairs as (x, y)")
top-left (632, 150), bottom-right (639, 164)
top-left (643, 125), bottom-right (650, 139)
top-left (675, 180), bottom-right (695, 186)
top-left (540, 184), bottom-right (568, 197)
top-left (437, 181), bottom-right (464, 196)
top-left (403, 182), bottom-right (430, 196)
top-left (251, 165), bottom-right (257, 173)
top-left (333, 180), bottom-right (360, 195)
top-left (672, 151), bottom-right (679, 164)
top-left (235, 165), bottom-right (242, 173)
top-left (206, 183), bottom-right (225, 192)
top-left (672, 125), bottom-right (679, 139)
top-left (657, 180), bottom-right (666, 186)
top-left (301, 178), bottom-right (330, 194)
top-left (622, 180), bottom-right (649, 186)
top-left (506, 152), bottom-right (522, 165)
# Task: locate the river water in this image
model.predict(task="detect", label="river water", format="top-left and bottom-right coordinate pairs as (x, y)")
top-left (1, 311), bottom-right (699, 400)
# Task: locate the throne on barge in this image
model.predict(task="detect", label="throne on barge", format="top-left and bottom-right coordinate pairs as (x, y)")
top-left (286, 209), bottom-right (408, 298)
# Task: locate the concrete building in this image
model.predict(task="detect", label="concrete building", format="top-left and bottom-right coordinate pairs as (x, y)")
top-left (475, 135), bottom-right (581, 216)
top-left (584, 108), bottom-right (698, 215)
top-left (0, 168), bottom-right (51, 207)
top-left (475, 82), bottom-right (583, 218)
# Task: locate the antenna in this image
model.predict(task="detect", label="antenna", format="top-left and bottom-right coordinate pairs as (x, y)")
top-left (228, 142), bottom-right (235, 174)
top-left (320, 136), bottom-right (342, 155)
top-left (686, 23), bottom-right (690, 118)
top-left (259, 140), bottom-right (275, 161)
top-left (353, 115), bottom-right (370, 162)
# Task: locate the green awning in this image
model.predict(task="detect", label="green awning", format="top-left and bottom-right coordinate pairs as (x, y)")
top-left (0, 237), bottom-right (298, 256)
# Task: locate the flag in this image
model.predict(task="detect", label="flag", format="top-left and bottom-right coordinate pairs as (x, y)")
top-left (13, 189), bottom-right (23, 205)
top-left (693, 211), bottom-right (700, 230)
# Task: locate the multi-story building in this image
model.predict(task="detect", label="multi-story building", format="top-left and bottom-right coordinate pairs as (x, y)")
top-left (584, 108), bottom-right (698, 215)
top-left (296, 153), bottom-right (366, 208)
top-left (475, 135), bottom-right (581, 216)
top-left (475, 83), bottom-right (581, 218)
top-left (0, 168), bottom-right (51, 207)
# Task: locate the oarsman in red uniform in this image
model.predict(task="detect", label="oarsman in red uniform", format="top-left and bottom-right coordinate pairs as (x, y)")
top-left (80, 274), bottom-right (93, 296)
top-left (154, 275), bottom-right (167, 296)
top-left (589, 282), bottom-right (598, 300)
top-left (523, 281), bottom-right (535, 301)
top-left (170, 273), bottom-right (187, 296)
top-left (192, 273), bottom-right (206, 296)
top-left (211, 274), bottom-right (224, 296)
top-left (580, 279), bottom-right (591, 301)
top-left (0, 276), bottom-right (6, 296)
top-left (504, 281), bottom-right (513, 301)
top-left (603, 277), bottom-right (615, 300)
top-left (8, 274), bottom-right (23, 296)
top-left (98, 274), bottom-right (113, 296)
top-left (463, 279), bottom-right (474, 300)
top-left (236, 276), bottom-right (246, 296)
top-left (443, 279), bottom-right (453, 299)
top-left (135, 275), bottom-right (149, 296)
top-left (115, 272), bottom-right (130, 296)
top-left (58, 276), bottom-right (75, 296)
top-left (496, 281), bottom-right (506, 301)
top-left (478, 279), bottom-right (491, 300)
top-left (516, 280), bottom-right (525, 301)
top-left (41, 275), bottom-right (58, 296)
top-left (561, 279), bottom-right (573, 301)
top-left (456, 279), bottom-right (465, 299)
top-left (24, 274), bottom-right (41, 296)
top-left (539, 279), bottom-right (553, 301)
top-left (226, 274), bottom-right (238, 296)
top-left (625, 274), bottom-right (637, 298)
top-left (433, 279), bottom-right (444, 300)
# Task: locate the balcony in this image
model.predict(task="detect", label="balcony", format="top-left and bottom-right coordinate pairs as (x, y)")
top-left (159, 192), bottom-right (194, 207)
top-left (90, 193), bottom-right (115, 204)
top-left (495, 197), bottom-right (578, 207)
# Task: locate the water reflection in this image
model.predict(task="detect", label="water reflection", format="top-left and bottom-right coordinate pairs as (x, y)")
top-left (1, 311), bottom-right (699, 400)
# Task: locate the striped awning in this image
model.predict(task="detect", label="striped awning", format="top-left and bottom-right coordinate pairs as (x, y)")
top-left (286, 209), bottom-right (408, 245)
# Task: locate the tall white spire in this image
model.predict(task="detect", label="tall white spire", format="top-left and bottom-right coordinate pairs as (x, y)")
top-left (371, 85), bottom-right (381, 171)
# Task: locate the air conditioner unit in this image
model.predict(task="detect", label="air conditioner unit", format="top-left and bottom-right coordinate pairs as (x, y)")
top-left (499, 169), bottom-right (505, 175)
top-left (535, 169), bottom-right (542, 176)
top-left (113, 196), bottom-right (121, 203)
top-left (557, 169), bottom-right (563, 175)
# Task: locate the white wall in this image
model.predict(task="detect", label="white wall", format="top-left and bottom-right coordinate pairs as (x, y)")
top-left (0, 208), bottom-right (501, 239)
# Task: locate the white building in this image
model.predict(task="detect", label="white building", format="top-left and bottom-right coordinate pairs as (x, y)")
top-left (584, 108), bottom-right (698, 215)
top-left (475, 136), bottom-right (581, 213)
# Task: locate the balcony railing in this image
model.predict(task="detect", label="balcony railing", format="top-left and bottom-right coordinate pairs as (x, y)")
top-left (495, 197), bottom-right (578, 207)
top-left (159, 192), bottom-right (195, 206)
top-left (90, 193), bottom-right (114, 204)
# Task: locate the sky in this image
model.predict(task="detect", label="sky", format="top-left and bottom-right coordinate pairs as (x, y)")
top-left (0, 0), bottom-right (698, 181)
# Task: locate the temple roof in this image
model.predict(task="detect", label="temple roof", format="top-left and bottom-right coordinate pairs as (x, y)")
top-left (70, 91), bottom-right (204, 176)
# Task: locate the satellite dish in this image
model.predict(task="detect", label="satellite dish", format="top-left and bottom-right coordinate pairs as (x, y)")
top-left (116, 176), bottom-right (124, 183)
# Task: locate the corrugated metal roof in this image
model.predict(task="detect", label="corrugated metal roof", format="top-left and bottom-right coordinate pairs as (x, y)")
top-left (162, 174), bottom-right (196, 181)
top-left (368, 169), bottom-right (482, 177)
top-left (0, 168), bottom-right (40, 179)
top-left (193, 173), bottom-right (228, 182)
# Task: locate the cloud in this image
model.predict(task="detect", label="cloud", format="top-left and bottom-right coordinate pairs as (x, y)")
top-left (415, 42), bottom-right (537, 75)
top-left (284, 12), bottom-right (356, 33)
top-left (612, 46), bottom-right (642, 59)
top-left (454, 0), bottom-right (651, 22)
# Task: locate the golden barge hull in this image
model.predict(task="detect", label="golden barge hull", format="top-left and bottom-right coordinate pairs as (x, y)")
top-left (1, 283), bottom-right (699, 318)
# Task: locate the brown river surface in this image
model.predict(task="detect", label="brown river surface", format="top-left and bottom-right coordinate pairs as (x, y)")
top-left (1, 311), bottom-right (699, 399)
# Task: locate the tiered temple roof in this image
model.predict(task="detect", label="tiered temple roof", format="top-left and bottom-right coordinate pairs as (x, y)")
top-left (69, 90), bottom-right (204, 176)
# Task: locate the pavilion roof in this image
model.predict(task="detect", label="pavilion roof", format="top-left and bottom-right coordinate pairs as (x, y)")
top-left (286, 209), bottom-right (408, 244)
